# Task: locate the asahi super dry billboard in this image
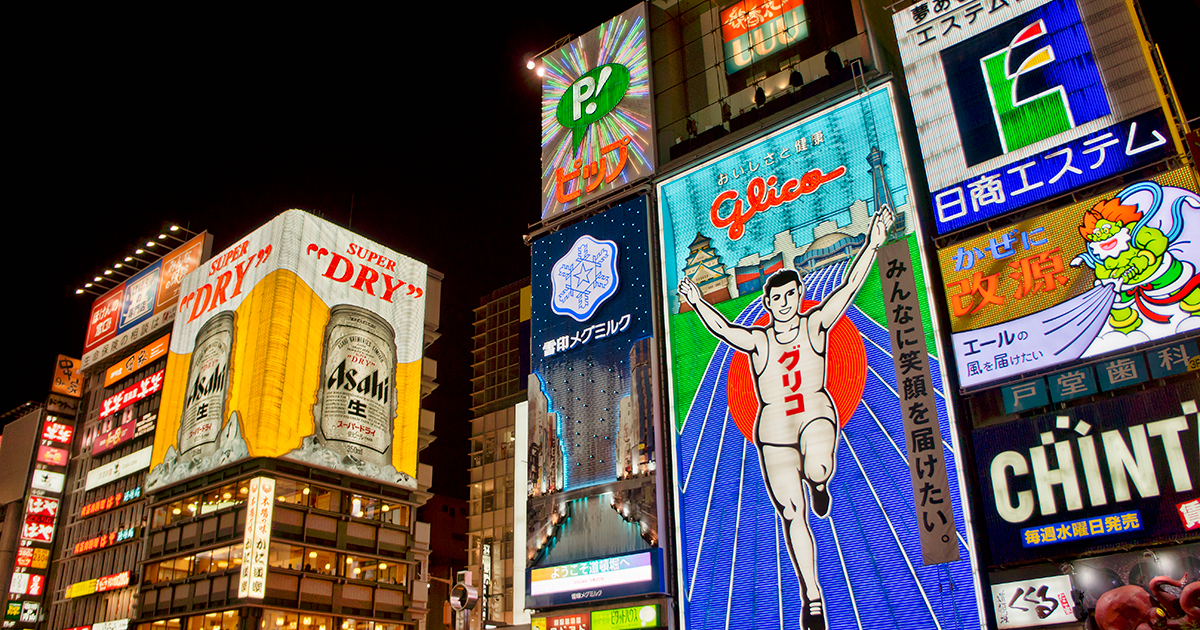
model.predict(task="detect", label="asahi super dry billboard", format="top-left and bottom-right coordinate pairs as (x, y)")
top-left (147, 210), bottom-right (427, 491)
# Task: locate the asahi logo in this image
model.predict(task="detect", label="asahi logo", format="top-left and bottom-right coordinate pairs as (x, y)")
top-left (184, 361), bottom-right (228, 408)
top-left (325, 357), bottom-right (390, 403)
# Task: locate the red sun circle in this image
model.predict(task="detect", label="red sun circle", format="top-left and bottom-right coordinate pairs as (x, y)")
top-left (725, 300), bottom-right (867, 441)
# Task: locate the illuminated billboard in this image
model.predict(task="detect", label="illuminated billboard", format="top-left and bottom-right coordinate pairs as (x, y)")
top-left (147, 210), bottom-right (427, 491)
top-left (893, 0), bottom-right (1181, 234)
top-left (657, 83), bottom-right (983, 630)
top-left (83, 233), bottom-right (210, 370)
top-left (974, 379), bottom-right (1200, 565)
top-left (936, 167), bottom-right (1200, 388)
top-left (50, 355), bottom-right (81, 398)
top-left (540, 4), bottom-right (653, 220)
top-left (526, 196), bottom-right (665, 606)
top-left (720, 0), bottom-right (809, 74)
top-left (104, 334), bottom-right (170, 387)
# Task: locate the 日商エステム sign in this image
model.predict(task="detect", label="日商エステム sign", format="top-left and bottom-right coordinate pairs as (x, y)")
top-left (893, 0), bottom-right (1181, 234)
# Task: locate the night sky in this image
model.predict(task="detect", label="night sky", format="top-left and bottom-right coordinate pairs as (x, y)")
top-left (7, 2), bottom-right (1197, 501)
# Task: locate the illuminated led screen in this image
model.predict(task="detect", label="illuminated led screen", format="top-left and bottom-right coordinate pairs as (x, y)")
top-left (937, 167), bottom-right (1200, 388)
top-left (893, 0), bottom-right (1178, 234)
top-left (526, 196), bottom-right (664, 607)
top-left (973, 379), bottom-right (1200, 565)
top-left (657, 83), bottom-right (982, 630)
top-left (539, 4), bottom-right (653, 220)
top-left (148, 210), bottom-right (428, 492)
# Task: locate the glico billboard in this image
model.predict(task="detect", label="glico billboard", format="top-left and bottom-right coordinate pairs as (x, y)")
top-left (540, 3), bottom-right (653, 221)
top-left (82, 232), bottom-right (211, 370)
top-left (657, 83), bottom-right (984, 630)
top-left (936, 167), bottom-right (1200, 389)
top-left (147, 210), bottom-right (427, 491)
top-left (525, 196), bottom-right (667, 608)
top-left (893, 0), bottom-right (1181, 234)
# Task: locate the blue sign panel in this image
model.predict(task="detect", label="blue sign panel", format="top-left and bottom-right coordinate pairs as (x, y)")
top-left (1047, 365), bottom-right (1097, 403)
top-left (973, 378), bottom-right (1200, 565)
top-left (1096, 354), bottom-right (1149, 391)
top-left (933, 108), bottom-right (1174, 233)
top-left (657, 83), bottom-right (983, 630)
top-left (118, 259), bottom-right (162, 333)
top-left (1019, 510), bottom-right (1142, 548)
top-left (1002, 378), bottom-right (1049, 414)
top-left (1147, 338), bottom-right (1200, 379)
top-left (526, 196), bottom-right (664, 606)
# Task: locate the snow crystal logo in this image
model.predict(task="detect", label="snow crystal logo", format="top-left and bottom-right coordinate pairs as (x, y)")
top-left (551, 235), bottom-right (619, 322)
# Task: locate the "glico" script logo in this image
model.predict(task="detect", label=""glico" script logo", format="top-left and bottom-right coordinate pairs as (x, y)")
top-left (710, 166), bottom-right (846, 240)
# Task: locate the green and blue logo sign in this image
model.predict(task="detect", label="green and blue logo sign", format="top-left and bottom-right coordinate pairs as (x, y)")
top-left (942, 1), bottom-right (1107, 166)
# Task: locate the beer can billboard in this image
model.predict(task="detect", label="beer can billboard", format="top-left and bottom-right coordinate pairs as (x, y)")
top-left (147, 210), bottom-right (427, 491)
top-left (893, 0), bottom-right (1181, 234)
top-left (657, 83), bottom-right (984, 630)
top-left (937, 167), bottom-right (1200, 389)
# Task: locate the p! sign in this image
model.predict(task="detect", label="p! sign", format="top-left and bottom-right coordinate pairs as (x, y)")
top-left (540, 3), bottom-right (653, 220)
top-left (557, 64), bottom-right (630, 155)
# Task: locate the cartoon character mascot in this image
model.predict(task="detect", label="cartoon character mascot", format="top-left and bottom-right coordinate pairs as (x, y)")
top-left (1072, 181), bottom-right (1200, 333)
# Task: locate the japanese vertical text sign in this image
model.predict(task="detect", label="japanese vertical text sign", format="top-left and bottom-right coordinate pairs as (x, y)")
top-left (147, 210), bottom-right (427, 491)
top-left (656, 83), bottom-right (983, 630)
top-left (973, 379), bottom-right (1200, 565)
top-left (238, 476), bottom-right (274, 598)
top-left (82, 232), bottom-right (211, 370)
top-left (893, 0), bottom-right (1181, 234)
top-left (936, 167), bottom-right (1200, 388)
top-left (526, 197), bottom-right (663, 601)
top-left (540, 3), bottom-right (653, 220)
top-left (879, 241), bottom-right (959, 564)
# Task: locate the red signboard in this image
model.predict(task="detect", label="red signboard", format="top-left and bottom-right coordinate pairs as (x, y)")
top-left (21, 519), bottom-right (54, 543)
top-left (92, 422), bottom-right (136, 456)
top-left (96, 571), bottom-right (131, 592)
top-left (74, 527), bottom-right (138, 555)
top-left (100, 370), bottom-right (164, 419)
top-left (85, 287), bottom-right (123, 350)
top-left (1179, 498), bottom-right (1200, 531)
top-left (36, 445), bottom-right (69, 467)
top-left (42, 420), bottom-right (74, 444)
top-left (26, 496), bottom-right (59, 518)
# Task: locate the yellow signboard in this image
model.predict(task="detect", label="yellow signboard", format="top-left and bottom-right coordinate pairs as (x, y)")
top-left (937, 167), bottom-right (1200, 388)
top-left (147, 210), bottom-right (428, 491)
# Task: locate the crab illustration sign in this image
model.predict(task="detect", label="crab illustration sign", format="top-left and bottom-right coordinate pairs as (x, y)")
top-left (936, 167), bottom-right (1200, 388)
top-left (540, 3), bottom-right (653, 220)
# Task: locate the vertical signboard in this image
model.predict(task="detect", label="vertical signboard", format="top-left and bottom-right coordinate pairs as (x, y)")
top-left (9, 414), bottom-right (73, 630)
top-left (936, 167), bottom-right (1200, 388)
top-left (879, 241), bottom-right (959, 564)
top-left (893, 0), bottom-right (1180, 234)
top-left (540, 3), bottom-right (653, 220)
top-left (147, 210), bottom-right (427, 491)
top-left (49, 356), bottom-right (81, 398)
top-left (82, 233), bottom-right (211, 370)
top-left (526, 196), bottom-right (665, 607)
top-left (657, 83), bottom-right (983, 630)
top-left (238, 476), bottom-right (275, 598)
